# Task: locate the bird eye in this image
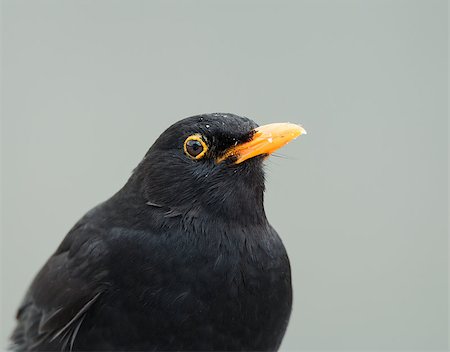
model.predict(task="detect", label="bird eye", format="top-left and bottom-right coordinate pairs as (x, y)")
top-left (184, 134), bottom-right (208, 159)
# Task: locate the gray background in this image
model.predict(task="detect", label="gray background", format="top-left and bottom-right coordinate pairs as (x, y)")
top-left (1, 0), bottom-right (448, 350)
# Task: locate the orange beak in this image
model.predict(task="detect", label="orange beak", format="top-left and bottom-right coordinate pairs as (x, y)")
top-left (218, 123), bottom-right (307, 164)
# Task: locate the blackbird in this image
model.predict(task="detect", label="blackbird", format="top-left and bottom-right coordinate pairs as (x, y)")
top-left (10, 113), bottom-right (306, 351)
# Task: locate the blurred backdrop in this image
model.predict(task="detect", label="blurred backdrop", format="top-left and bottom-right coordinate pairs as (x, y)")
top-left (1, 0), bottom-right (448, 350)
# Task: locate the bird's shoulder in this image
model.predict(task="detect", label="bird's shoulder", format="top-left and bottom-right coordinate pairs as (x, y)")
top-left (10, 201), bottom-right (151, 351)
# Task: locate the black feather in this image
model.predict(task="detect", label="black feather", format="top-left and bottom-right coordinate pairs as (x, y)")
top-left (10, 113), bottom-right (292, 351)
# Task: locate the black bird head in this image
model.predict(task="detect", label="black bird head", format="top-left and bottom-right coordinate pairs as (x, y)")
top-left (129, 113), bottom-right (306, 224)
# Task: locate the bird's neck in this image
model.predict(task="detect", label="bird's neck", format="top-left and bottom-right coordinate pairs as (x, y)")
top-left (122, 170), bottom-right (267, 226)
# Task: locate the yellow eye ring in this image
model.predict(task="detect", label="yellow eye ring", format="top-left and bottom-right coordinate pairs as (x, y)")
top-left (184, 134), bottom-right (208, 160)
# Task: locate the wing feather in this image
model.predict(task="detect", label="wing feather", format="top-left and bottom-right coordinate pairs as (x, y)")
top-left (10, 224), bottom-right (110, 351)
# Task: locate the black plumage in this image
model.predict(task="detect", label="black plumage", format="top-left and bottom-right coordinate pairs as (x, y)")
top-left (10, 113), bottom-right (302, 351)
